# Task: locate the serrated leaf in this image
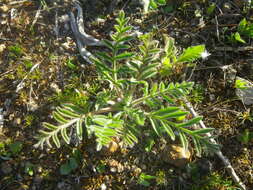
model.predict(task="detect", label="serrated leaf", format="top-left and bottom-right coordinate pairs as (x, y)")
top-left (177, 45), bottom-right (205, 63)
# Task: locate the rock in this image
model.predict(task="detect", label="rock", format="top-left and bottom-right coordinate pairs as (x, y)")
top-left (235, 77), bottom-right (253, 105)
top-left (0, 5), bottom-right (9, 12)
top-left (0, 44), bottom-right (6, 53)
top-left (0, 162), bottom-right (13, 174)
top-left (108, 140), bottom-right (119, 153)
top-left (107, 159), bottom-right (124, 173)
top-left (162, 144), bottom-right (191, 168)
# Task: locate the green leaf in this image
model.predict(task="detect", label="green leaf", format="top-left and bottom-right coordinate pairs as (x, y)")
top-left (43, 122), bottom-right (58, 130)
top-left (160, 121), bottom-right (175, 141)
top-left (238, 18), bottom-right (247, 33)
top-left (206, 2), bottom-right (216, 15)
top-left (61, 128), bottom-right (70, 144)
top-left (60, 163), bottom-right (72, 175)
top-left (97, 52), bottom-right (114, 63)
top-left (192, 128), bottom-right (215, 135)
top-left (149, 0), bottom-right (158, 9)
top-left (156, 0), bottom-right (166, 5)
top-left (192, 137), bottom-right (202, 156)
top-left (9, 141), bottom-right (23, 155)
top-left (179, 132), bottom-right (188, 150)
top-left (140, 69), bottom-right (157, 79)
top-left (177, 116), bottom-right (203, 127)
top-left (103, 39), bottom-right (114, 50)
top-left (52, 134), bottom-right (61, 148)
top-left (56, 107), bottom-right (80, 119)
top-left (114, 52), bottom-right (134, 61)
top-left (24, 162), bottom-right (34, 176)
top-left (149, 118), bottom-right (160, 136)
top-left (69, 157), bottom-right (78, 170)
top-left (76, 119), bottom-right (83, 141)
top-left (234, 32), bottom-right (246, 43)
top-left (157, 111), bottom-right (188, 119)
top-left (177, 45), bottom-right (205, 63)
top-left (152, 107), bottom-right (180, 117)
top-left (145, 138), bottom-right (155, 152)
top-left (53, 111), bottom-right (68, 124)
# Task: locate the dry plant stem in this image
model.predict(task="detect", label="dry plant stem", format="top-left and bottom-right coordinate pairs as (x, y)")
top-left (30, 5), bottom-right (42, 29)
top-left (184, 100), bottom-right (247, 190)
top-left (69, 1), bottom-right (104, 63)
top-left (213, 46), bottom-right (253, 51)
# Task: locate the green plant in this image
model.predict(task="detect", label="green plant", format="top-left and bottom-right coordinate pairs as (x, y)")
top-left (237, 109), bottom-right (253, 124)
top-left (8, 44), bottom-right (23, 57)
top-left (138, 172), bottom-right (156, 187)
top-left (9, 141), bottom-right (23, 155)
top-left (229, 18), bottom-right (253, 44)
top-left (59, 148), bottom-right (82, 175)
top-left (237, 129), bottom-right (253, 144)
top-left (60, 157), bottom-right (78, 175)
top-left (25, 162), bottom-right (35, 176)
top-left (160, 35), bottom-right (205, 76)
top-left (34, 11), bottom-right (218, 155)
top-left (155, 170), bottom-right (167, 185)
top-left (235, 78), bottom-right (249, 89)
top-left (191, 172), bottom-right (239, 190)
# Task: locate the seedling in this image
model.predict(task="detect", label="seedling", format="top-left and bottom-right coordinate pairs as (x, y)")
top-left (35, 11), bottom-right (218, 157)
top-left (237, 129), bottom-right (253, 144)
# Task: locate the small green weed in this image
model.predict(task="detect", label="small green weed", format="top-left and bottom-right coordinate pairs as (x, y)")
top-left (237, 129), bottom-right (253, 144)
top-left (138, 172), bottom-right (156, 187)
top-left (229, 18), bottom-right (253, 44)
top-left (191, 172), bottom-right (239, 190)
top-left (8, 44), bottom-right (23, 58)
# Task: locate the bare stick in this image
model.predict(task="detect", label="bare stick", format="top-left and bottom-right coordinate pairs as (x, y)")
top-left (184, 100), bottom-right (247, 190)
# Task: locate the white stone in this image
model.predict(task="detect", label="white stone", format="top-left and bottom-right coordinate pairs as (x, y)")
top-left (236, 77), bottom-right (253, 105)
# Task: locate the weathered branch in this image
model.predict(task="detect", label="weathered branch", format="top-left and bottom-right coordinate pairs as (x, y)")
top-left (184, 100), bottom-right (247, 190)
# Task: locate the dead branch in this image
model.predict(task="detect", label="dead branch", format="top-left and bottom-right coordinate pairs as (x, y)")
top-left (184, 100), bottom-right (247, 190)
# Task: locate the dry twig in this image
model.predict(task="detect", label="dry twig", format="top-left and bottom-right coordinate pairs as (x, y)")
top-left (184, 100), bottom-right (247, 190)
